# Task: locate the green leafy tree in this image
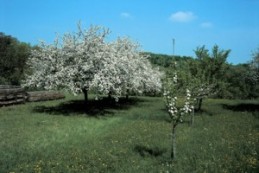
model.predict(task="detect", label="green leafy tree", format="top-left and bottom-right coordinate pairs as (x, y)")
top-left (186, 45), bottom-right (230, 111)
top-left (225, 64), bottom-right (254, 99)
top-left (0, 32), bottom-right (31, 85)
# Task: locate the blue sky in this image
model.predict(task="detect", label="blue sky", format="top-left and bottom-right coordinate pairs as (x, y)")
top-left (1, 0), bottom-right (259, 64)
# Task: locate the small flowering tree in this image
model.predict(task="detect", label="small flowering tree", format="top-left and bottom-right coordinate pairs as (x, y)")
top-left (164, 68), bottom-right (194, 160)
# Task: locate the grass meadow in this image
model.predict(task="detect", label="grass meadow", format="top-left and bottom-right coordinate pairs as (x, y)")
top-left (0, 94), bottom-right (259, 173)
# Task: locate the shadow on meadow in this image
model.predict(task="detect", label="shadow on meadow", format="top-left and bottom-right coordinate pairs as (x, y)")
top-left (134, 145), bottom-right (166, 158)
top-left (33, 97), bottom-right (144, 117)
top-left (222, 103), bottom-right (259, 118)
top-left (194, 109), bottom-right (214, 116)
top-left (222, 103), bottom-right (259, 112)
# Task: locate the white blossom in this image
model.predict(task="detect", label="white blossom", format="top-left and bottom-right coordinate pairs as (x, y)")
top-left (23, 24), bottom-right (163, 100)
top-left (164, 70), bottom-right (194, 122)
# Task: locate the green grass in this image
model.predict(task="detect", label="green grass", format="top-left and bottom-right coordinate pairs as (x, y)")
top-left (0, 95), bottom-right (259, 173)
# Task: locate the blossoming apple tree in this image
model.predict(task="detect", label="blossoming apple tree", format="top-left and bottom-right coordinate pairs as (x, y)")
top-left (91, 37), bottom-right (163, 100)
top-left (23, 23), bottom-right (163, 105)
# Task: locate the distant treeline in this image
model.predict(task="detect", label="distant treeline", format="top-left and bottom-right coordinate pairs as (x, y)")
top-left (144, 52), bottom-right (192, 68)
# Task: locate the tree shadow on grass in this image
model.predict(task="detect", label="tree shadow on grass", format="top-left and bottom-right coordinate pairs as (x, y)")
top-left (222, 103), bottom-right (259, 112)
top-left (134, 145), bottom-right (166, 158)
top-left (33, 97), bottom-right (143, 117)
top-left (222, 103), bottom-right (259, 118)
top-left (191, 108), bottom-right (215, 116)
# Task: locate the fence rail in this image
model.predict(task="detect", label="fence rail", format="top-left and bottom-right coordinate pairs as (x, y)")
top-left (0, 85), bottom-right (26, 106)
top-left (0, 85), bottom-right (65, 107)
top-left (27, 91), bottom-right (65, 102)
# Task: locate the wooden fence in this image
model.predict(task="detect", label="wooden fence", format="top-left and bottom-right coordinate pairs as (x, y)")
top-left (0, 85), bottom-right (27, 106)
top-left (27, 91), bottom-right (65, 102)
top-left (0, 85), bottom-right (65, 107)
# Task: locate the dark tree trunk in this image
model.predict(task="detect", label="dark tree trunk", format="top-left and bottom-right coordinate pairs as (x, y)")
top-left (108, 91), bottom-right (112, 100)
top-left (82, 88), bottom-right (88, 111)
top-left (125, 89), bottom-right (129, 101)
top-left (107, 91), bottom-right (114, 105)
top-left (197, 98), bottom-right (203, 112)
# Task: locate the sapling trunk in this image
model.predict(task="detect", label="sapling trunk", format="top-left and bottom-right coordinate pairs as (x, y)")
top-left (171, 125), bottom-right (176, 160)
top-left (190, 109), bottom-right (194, 126)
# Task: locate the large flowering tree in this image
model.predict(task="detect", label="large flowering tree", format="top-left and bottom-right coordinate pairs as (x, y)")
top-left (91, 37), bottom-right (163, 100)
top-left (23, 23), bottom-right (163, 104)
top-left (24, 24), bottom-right (109, 102)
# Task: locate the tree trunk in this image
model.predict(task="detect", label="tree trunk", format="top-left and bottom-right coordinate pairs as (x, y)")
top-left (125, 89), bottom-right (129, 101)
top-left (171, 125), bottom-right (176, 160)
top-left (190, 109), bottom-right (194, 126)
top-left (108, 91), bottom-right (112, 100)
top-left (197, 98), bottom-right (203, 112)
top-left (82, 88), bottom-right (88, 109)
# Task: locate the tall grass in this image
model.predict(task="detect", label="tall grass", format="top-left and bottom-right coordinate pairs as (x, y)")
top-left (0, 95), bottom-right (258, 172)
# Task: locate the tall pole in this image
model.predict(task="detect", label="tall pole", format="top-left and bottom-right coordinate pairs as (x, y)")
top-left (172, 38), bottom-right (175, 57)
